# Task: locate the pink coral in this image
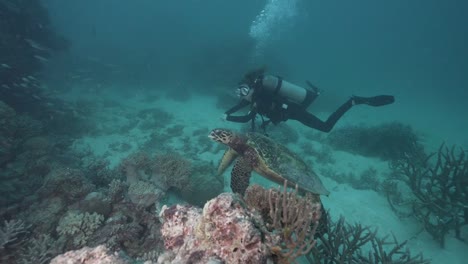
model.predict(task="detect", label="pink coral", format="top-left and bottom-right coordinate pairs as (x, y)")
top-left (159, 193), bottom-right (271, 263)
top-left (50, 245), bottom-right (128, 264)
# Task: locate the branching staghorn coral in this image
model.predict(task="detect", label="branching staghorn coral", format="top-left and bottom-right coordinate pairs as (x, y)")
top-left (57, 211), bottom-right (104, 247)
top-left (0, 219), bottom-right (30, 262)
top-left (306, 214), bottom-right (430, 264)
top-left (388, 143), bottom-right (468, 248)
top-left (0, 219), bottom-right (29, 250)
top-left (19, 234), bottom-right (61, 264)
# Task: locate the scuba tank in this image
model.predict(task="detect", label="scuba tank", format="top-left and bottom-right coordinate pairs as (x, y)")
top-left (259, 75), bottom-right (318, 108)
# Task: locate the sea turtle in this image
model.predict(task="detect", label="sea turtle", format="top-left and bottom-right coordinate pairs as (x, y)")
top-left (208, 128), bottom-right (330, 196)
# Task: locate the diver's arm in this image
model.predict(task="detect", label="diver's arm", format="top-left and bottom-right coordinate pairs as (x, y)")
top-left (226, 110), bottom-right (257, 123)
top-left (225, 99), bottom-right (250, 115)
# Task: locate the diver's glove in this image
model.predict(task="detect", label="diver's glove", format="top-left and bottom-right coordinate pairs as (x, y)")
top-left (220, 114), bottom-right (228, 121)
top-left (352, 95), bottom-right (395, 106)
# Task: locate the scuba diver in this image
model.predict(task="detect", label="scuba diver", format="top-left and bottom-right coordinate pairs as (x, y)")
top-left (223, 68), bottom-right (395, 132)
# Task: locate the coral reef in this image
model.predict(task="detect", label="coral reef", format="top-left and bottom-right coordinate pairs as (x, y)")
top-left (152, 152), bottom-right (192, 192)
top-left (50, 245), bottom-right (128, 264)
top-left (128, 180), bottom-right (164, 208)
top-left (57, 211), bottom-right (104, 247)
top-left (86, 198), bottom-right (163, 259)
top-left (119, 151), bottom-right (192, 197)
top-left (306, 214), bottom-right (430, 264)
top-left (351, 167), bottom-right (381, 191)
top-left (119, 151), bottom-right (152, 184)
top-left (19, 234), bottom-right (62, 264)
top-left (245, 183), bottom-right (321, 262)
top-left (179, 160), bottom-right (223, 207)
top-left (39, 167), bottom-right (95, 202)
top-left (387, 143), bottom-right (468, 248)
top-left (160, 183), bottom-right (322, 263)
top-left (0, 219), bottom-right (30, 262)
top-left (326, 122), bottom-right (425, 161)
top-left (159, 193), bottom-right (272, 263)
top-left (107, 179), bottom-right (127, 203)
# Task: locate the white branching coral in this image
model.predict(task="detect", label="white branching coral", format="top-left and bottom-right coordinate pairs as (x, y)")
top-left (57, 211), bottom-right (104, 246)
top-left (0, 219), bottom-right (30, 262)
top-left (0, 219), bottom-right (29, 250)
top-left (19, 234), bottom-right (60, 264)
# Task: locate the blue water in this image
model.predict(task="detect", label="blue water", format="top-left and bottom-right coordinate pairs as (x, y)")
top-left (1, 0), bottom-right (467, 263)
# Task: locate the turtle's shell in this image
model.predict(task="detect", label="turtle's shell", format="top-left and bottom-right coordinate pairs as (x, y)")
top-left (246, 132), bottom-right (329, 195)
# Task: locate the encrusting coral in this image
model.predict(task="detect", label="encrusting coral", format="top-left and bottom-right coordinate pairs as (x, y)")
top-left (159, 183), bottom-right (322, 264)
top-left (50, 245), bottom-right (128, 264)
top-left (159, 193), bottom-right (272, 263)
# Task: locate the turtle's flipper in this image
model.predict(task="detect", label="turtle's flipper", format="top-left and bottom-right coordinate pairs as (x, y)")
top-left (231, 157), bottom-right (253, 195)
top-left (217, 148), bottom-right (238, 176)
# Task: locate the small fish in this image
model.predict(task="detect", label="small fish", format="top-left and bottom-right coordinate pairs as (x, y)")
top-left (34, 55), bottom-right (49, 62)
top-left (22, 77), bottom-right (29, 82)
top-left (1, 84), bottom-right (11, 89)
top-left (32, 95), bottom-right (42, 100)
top-left (25, 39), bottom-right (50, 52)
top-left (27, 75), bottom-right (37, 81)
top-left (20, 83), bottom-right (28, 88)
top-left (1, 63), bottom-right (11, 69)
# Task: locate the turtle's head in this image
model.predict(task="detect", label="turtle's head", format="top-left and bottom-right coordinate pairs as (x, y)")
top-left (208, 128), bottom-right (235, 145)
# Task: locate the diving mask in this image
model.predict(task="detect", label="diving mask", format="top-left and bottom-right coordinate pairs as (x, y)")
top-left (236, 84), bottom-right (251, 97)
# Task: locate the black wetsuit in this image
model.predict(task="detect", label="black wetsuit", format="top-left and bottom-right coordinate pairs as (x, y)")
top-left (225, 86), bottom-right (394, 132)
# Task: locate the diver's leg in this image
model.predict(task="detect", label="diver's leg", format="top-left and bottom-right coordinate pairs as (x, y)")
top-left (288, 95), bottom-right (394, 132)
top-left (286, 104), bottom-right (337, 132)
